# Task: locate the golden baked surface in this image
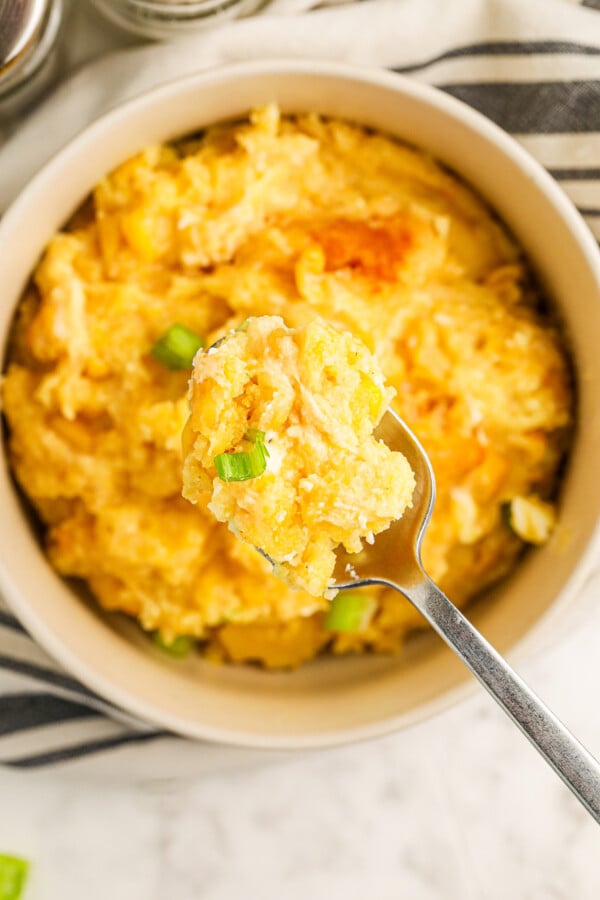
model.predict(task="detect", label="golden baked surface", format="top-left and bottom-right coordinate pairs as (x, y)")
top-left (3, 105), bottom-right (572, 668)
top-left (182, 315), bottom-right (415, 597)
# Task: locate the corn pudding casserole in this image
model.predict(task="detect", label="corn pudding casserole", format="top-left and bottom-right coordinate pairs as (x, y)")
top-left (2, 105), bottom-right (572, 668)
top-left (182, 315), bottom-right (415, 598)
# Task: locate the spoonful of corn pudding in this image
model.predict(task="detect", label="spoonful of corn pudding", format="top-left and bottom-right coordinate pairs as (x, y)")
top-left (182, 315), bottom-right (415, 598)
top-left (182, 313), bottom-right (600, 822)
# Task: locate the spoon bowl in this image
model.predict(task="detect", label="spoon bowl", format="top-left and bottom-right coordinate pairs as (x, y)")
top-left (333, 409), bottom-right (435, 590)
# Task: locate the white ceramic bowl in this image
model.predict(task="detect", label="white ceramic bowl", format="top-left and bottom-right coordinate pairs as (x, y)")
top-left (1, 61), bottom-right (600, 750)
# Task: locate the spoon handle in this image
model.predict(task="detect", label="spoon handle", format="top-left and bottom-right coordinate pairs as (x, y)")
top-left (401, 577), bottom-right (600, 823)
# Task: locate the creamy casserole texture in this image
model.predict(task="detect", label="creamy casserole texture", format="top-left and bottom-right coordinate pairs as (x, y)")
top-left (182, 315), bottom-right (415, 598)
top-left (3, 105), bottom-right (572, 668)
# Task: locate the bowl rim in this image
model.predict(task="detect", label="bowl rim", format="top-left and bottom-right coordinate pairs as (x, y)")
top-left (2, 58), bottom-right (600, 750)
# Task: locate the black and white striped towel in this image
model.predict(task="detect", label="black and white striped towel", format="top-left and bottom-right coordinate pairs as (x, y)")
top-left (0, 0), bottom-right (599, 776)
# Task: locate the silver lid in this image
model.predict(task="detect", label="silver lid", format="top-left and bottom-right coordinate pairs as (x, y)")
top-left (0, 0), bottom-right (49, 74)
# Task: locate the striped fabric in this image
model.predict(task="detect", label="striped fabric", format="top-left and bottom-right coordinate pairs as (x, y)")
top-left (394, 40), bottom-right (600, 241)
top-left (0, 0), bottom-right (599, 774)
top-left (0, 608), bottom-right (165, 769)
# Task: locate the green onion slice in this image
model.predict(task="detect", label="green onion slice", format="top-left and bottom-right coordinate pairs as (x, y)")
top-left (150, 324), bottom-right (205, 370)
top-left (214, 439), bottom-right (268, 482)
top-left (152, 632), bottom-right (195, 658)
top-left (0, 854), bottom-right (29, 900)
top-left (324, 591), bottom-right (375, 633)
top-left (244, 428), bottom-right (267, 445)
top-left (502, 496), bottom-right (554, 545)
top-left (235, 318), bottom-right (252, 332)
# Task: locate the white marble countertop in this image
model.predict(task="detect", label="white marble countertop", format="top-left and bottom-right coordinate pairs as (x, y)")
top-left (1, 4), bottom-right (600, 898)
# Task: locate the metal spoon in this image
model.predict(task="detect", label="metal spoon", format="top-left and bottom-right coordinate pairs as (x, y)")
top-left (204, 331), bottom-right (600, 816)
top-left (332, 408), bottom-right (600, 823)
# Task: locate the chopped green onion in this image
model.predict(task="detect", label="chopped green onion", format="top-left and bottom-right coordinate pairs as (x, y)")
top-left (502, 496), bottom-right (555, 545)
top-left (150, 324), bottom-right (205, 370)
top-left (246, 430), bottom-right (269, 459)
top-left (214, 439), bottom-right (268, 482)
top-left (235, 318), bottom-right (252, 332)
top-left (152, 632), bottom-right (195, 658)
top-left (324, 591), bottom-right (374, 633)
top-left (501, 501), bottom-right (513, 531)
top-left (0, 854), bottom-right (29, 900)
top-left (244, 428), bottom-right (266, 445)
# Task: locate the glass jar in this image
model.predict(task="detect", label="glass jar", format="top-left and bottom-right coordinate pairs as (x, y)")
top-left (90, 0), bottom-right (267, 40)
top-left (0, 0), bottom-right (64, 122)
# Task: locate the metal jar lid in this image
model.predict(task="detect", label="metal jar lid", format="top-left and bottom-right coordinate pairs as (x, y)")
top-left (91, 0), bottom-right (266, 39)
top-left (0, 0), bottom-right (56, 95)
